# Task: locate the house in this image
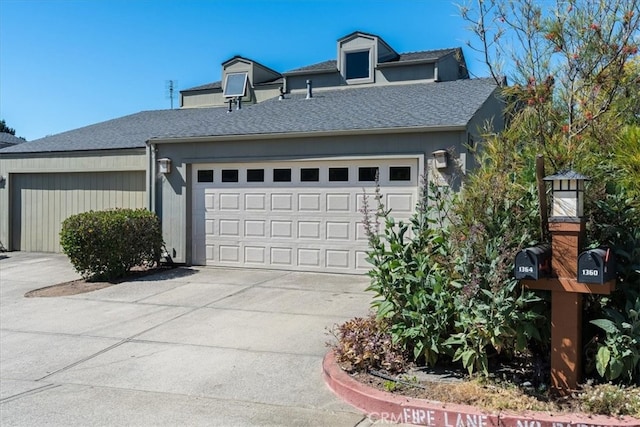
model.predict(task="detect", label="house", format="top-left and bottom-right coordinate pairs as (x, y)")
top-left (0, 31), bottom-right (504, 273)
top-left (0, 132), bottom-right (25, 150)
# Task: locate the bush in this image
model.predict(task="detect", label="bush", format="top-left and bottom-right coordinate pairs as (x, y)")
top-left (60, 209), bottom-right (163, 282)
top-left (330, 314), bottom-right (408, 374)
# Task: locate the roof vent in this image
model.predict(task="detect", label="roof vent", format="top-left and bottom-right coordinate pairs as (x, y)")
top-left (306, 80), bottom-right (313, 99)
top-left (278, 86), bottom-right (285, 100)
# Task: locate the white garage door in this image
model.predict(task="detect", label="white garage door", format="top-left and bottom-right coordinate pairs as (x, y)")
top-left (191, 157), bottom-right (421, 274)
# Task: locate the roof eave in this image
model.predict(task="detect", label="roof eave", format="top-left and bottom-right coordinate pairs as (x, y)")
top-left (0, 146), bottom-right (146, 157)
top-left (282, 69), bottom-right (339, 77)
top-left (377, 58), bottom-right (440, 68)
top-left (147, 125), bottom-right (467, 145)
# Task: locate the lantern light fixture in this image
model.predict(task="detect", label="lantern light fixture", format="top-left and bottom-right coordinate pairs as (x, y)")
top-left (543, 170), bottom-right (589, 220)
top-left (157, 158), bottom-right (172, 174)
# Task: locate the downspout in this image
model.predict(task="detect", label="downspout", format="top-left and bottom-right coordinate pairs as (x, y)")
top-left (147, 141), bottom-right (157, 213)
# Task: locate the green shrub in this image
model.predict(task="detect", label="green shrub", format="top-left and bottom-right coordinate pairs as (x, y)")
top-left (363, 177), bottom-right (546, 375)
top-left (60, 208), bottom-right (163, 282)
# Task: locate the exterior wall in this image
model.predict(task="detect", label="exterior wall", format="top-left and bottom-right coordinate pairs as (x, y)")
top-left (0, 149), bottom-right (146, 251)
top-left (466, 87), bottom-right (505, 156)
top-left (377, 63), bottom-right (435, 83)
top-left (252, 85), bottom-right (282, 103)
top-left (181, 86), bottom-right (281, 108)
top-left (286, 72), bottom-right (343, 91)
top-left (11, 171), bottom-right (145, 252)
top-left (181, 90), bottom-right (219, 108)
top-left (286, 64), bottom-right (436, 92)
top-left (436, 54), bottom-right (465, 81)
top-left (152, 131), bottom-right (469, 264)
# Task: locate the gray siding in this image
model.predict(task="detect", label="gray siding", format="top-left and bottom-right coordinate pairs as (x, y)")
top-left (436, 54), bottom-right (465, 82)
top-left (286, 72), bottom-right (343, 91)
top-left (0, 150), bottom-right (146, 252)
top-left (10, 171), bottom-right (145, 252)
top-left (378, 63), bottom-right (435, 83)
top-left (152, 131), bottom-right (468, 264)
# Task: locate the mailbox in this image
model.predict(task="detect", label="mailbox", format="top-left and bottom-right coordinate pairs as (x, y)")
top-left (578, 248), bottom-right (615, 284)
top-left (514, 244), bottom-right (552, 280)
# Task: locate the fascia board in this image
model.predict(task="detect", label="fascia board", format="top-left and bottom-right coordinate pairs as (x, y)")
top-left (147, 125), bottom-right (467, 145)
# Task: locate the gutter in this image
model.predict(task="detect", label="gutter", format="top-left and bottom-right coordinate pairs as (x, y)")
top-left (147, 143), bottom-right (156, 212)
top-left (148, 125), bottom-right (467, 145)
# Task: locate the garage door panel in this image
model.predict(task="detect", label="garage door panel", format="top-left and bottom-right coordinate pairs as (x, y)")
top-left (245, 193), bottom-right (266, 210)
top-left (298, 221), bottom-right (321, 239)
top-left (192, 158), bottom-right (419, 273)
top-left (298, 194), bottom-right (321, 211)
top-left (271, 194), bottom-right (293, 211)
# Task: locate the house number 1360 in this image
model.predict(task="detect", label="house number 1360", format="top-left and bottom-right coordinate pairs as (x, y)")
top-left (582, 269), bottom-right (599, 276)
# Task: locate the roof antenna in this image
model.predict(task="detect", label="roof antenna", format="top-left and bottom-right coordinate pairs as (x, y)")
top-left (306, 80), bottom-right (313, 99)
top-left (165, 80), bottom-right (178, 109)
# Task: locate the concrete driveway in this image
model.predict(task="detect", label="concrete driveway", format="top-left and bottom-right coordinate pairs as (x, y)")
top-left (0, 252), bottom-right (374, 426)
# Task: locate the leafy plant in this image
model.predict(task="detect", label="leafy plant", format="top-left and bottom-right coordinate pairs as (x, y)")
top-left (446, 280), bottom-right (544, 375)
top-left (362, 179), bottom-right (459, 367)
top-left (589, 297), bottom-right (640, 383)
top-left (60, 208), bottom-right (163, 282)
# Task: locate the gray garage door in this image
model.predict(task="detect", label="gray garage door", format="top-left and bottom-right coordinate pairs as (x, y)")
top-left (10, 171), bottom-right (146, 252)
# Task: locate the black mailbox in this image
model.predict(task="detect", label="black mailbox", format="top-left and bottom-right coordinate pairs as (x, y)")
top-left (578, 248), bottom-right (615, 284)
top-left (514, 244), bottom-right (552, 280)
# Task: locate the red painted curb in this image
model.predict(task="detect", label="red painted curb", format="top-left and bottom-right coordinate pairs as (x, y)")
top-left (322, 351), bottom-right (640, 427)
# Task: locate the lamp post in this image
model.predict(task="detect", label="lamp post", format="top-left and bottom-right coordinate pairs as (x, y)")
top-left (544, 171), bottom-right (588, 394)
top-left (520, 170), bottom-right (613, 395)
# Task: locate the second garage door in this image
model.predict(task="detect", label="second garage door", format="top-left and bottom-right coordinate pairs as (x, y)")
top-left (10, 171), bottom-right (146, 252)
top-left (192, 157), bottom-right (420, 274)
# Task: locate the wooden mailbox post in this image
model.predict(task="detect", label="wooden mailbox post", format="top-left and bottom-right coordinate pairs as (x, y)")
top-left (518, 171), bottom-right (615, 395)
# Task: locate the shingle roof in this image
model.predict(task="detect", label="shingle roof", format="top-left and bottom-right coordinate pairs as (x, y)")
top-left (392, 48), bottom-right (460, 64)
top-left (0, 132), bottom-right (25, 145)
top-left (180, 81), bottom-right (222, 92)
top-left (284, 60), bottom-right (338, 75)
top-left (0, 78), bottom-right (498, 154)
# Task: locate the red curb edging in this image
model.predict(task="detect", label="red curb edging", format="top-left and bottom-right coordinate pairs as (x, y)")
top-left (322, 351), bottom-right (640, 427)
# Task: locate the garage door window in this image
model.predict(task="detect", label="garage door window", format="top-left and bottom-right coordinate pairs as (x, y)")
top-left (329, 167), bottom-right (348, 182)
top-left (247, 169), bottom-right (264, 182)
top-left (273, 168), bottom-right (291, 182)
top-left (358, 167), bottom-right (379, 182)
top-left (222, 169), bottom-right (239, 182)
top-left (390, 166), bottom-right (411, 181)
top-left (197, 170), bottom-right (214, 183)
top-left (300, 168), bottom-right (319, 182)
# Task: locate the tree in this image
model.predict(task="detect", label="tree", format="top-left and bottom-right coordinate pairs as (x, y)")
top-left (459, 0), bottom-right (639, 170)
top-left (0, 119), bottom-right (16, 136)
top-left (457, 0), bottom-right (640, 383)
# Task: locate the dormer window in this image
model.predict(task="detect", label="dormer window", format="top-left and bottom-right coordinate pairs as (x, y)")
top-left (345, 50), bottom-right (370, 80)
top-left (224, 72), bottom-right (248, 97)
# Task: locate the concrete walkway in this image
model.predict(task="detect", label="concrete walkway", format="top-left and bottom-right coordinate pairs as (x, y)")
top-left (0, 252), bottom-right (377, 426)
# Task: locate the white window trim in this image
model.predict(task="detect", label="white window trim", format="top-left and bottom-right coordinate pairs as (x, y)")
top-left (341, 48), bottom-right (375, 84)
top-left (223, 72), bottom-right (248, 97)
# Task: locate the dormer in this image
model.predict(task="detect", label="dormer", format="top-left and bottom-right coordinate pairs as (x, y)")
top-left (221, 56), bottom-right (282, 103)
top-left (337, 31), bottom-right (398, 85)
top-left (181, 57), bottom-right (282, 108)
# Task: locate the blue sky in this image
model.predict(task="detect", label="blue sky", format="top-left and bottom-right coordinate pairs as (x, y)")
top-left (0, 0), bottom-right (487, 141)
